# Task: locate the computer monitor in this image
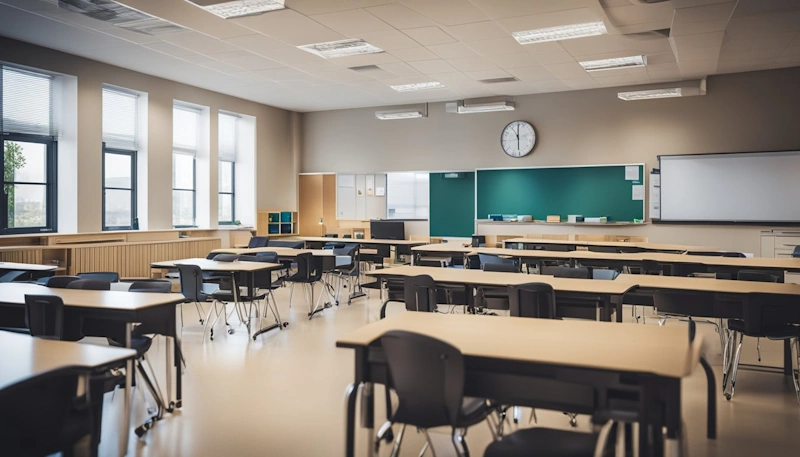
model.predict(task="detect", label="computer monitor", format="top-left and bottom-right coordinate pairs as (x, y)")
top-left (370, 220), bottom-right (405, 240)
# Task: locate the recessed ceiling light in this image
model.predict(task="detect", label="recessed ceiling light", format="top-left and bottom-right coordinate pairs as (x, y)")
top-left (375, 104), bottom-right (428, 120)
top-left (579, 55), bottom-right (647, 72)
top-left (618, 88), bottom-right (682, 101)
top-left (512, 21), bottom-right (608, 45)
top-left (298, 39), bottom-right (383, 59)
top-left (390, 81), bottom-right (446, 92)
top-left (446, 97), bottom-right (515, 114)
top-left (185, 0), bottom-right (285, 19)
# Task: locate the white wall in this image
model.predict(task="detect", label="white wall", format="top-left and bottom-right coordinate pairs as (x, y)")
top-left (301, 67), bottom-right (800, 252)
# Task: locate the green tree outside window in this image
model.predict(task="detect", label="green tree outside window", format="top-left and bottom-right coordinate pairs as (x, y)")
top-left (4, 141), bottom-right (27, 225)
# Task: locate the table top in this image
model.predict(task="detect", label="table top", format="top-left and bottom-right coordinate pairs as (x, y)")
top-left (336, 313), bottom-right (702, 379)
top-left (298, 236), bottom-right (426, 246)
top-left (0, 331), bottom-right (136, 392)
top-left (150, 257), bottom-right (283, 271)
top-left (0, 283), bottom-right (185, 310)
top-left (366, 265), bottom-right (634, 295)
top-left (502, 237), bottom-right (720, 253)
top-left (211, 247), bottom-right (339, 257)
top-left (0, 261), bottom-right (58, 272)
top-left (616, 273), bottom-right (800, 295)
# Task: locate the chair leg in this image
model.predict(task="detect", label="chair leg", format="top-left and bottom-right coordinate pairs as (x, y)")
top-left (202, 302), bottom-right (218, 341)
top-left (195, 301), bottom-right (205, 323)
top-left (375, 421), bottom-right (393, 455)
top-left (421, 429), bottom-right (437, 457)
top-left (452, 431), bottom-right (469, 457)
top-left (288, 283), bottom-right (295, 308)
top-left (792, 337), bottom-right (800, 406)
top-left (726, 331), bottom-right (744, 400)
top-left (390, 424), bottom-right (407, 457)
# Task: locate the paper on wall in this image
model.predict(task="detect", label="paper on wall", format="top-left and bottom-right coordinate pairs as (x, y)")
top-left (625, 165), bottom-right (640, 181)
top-left (632, 185), bottom-right (644, 200)
top-left (375, 187), bottom-right (385, 196)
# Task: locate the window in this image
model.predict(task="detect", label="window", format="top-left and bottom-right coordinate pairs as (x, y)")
top-left (1, 65), bottom-right (58, 233)
top-left (218, 112), bottom-right (237, 224)
top-left (172, 103), bottom-right (200, 227)
top-left (386, 172), bottom-right (429, 220)
top-left (102, 86), bottom-right (138, 230)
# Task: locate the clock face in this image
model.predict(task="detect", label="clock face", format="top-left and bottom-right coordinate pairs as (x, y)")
top-left (501, 121), bottom-right (536, 158)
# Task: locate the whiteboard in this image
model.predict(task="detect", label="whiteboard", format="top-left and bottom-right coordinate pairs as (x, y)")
top-left (659, 151), bottom-right (800, 223)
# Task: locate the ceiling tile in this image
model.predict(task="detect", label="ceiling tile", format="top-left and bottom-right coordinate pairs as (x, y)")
top-left (719, 47), bottom-right (784, 61)
top-left (330, 51), bottom-right (400, 68)
top-left (494, 8), bottom-right (603, 33)
top-left (446, 56), bottom-right (497, 72)
top-left (388, 47), bottom-right (439, 61)
top-left (670, 31), bottom-right (725, 50)
top-left (560, 35), bottom-right (637, 57)
top-left (563, 78), bottom-right (601, 90)
top-left (427, 42), bottom-right (479, 59)
top-left (722, 31), bottom-right (797, 51)
top-left (198, 60), bottom-right (246, 74)
top-left (464, 69), bottom-right (513, 81)
top-left (223, 34), bottom-right (289, 55)
top-left (464, 37), bottom-right (526, 57)
top-left (506, 65), bottom-right (557, 82)
top-left (378, 61), bottom-right (422, 77)
top-left (232, 9), bottom-right (344, 45)
top-left (530, 51), bottom-right (576, 65)
top-left (445, 21), bottom-right (509, 42)
top-left (425, 72), bottom-right (486, 91)
top-left (487, 53), bottom-right (542, 69)
top-left (161, 31), bottom-right (242, 56)
top-left (258, 46), bottom-right (329, 67)
top-left (408, 59), bottom-right (459, 74)
top-left (144, 41), bottom-right (198, 58)
top-left (364, 3), bottom-right (434, 29)
top-left (222, 53), bottom-right (285, 71)
top-left (310, 8), bottom-right (393, 35)
top-left (402, 27), bottom-right (457, 46)
top-left (251, 67), bottom-right (318, 81)
top-left (402, 0), bottom-right (490, 26)
top-left (317, 69), bottom-right (375, 83)
top-left (284, 0), bottom-right (360, 15)
top-left (725, 10), bottom-right (800, 36)
top-left (673, 1), bottom-right (737, 23)
top-left (671, 18), bottom-right (730, 36)
top-left (468, 0), bottom-right (591, 20)
top-left (178, 54), bottom-right (217, 64)
top-left (603, 2), bottom-right (675, 27)
top-left (117, 0), bottom-right (254, 40)
top-left (544, 62), bottom-right (590, 79)
top-left (358, 30), bottom-right (420, 51)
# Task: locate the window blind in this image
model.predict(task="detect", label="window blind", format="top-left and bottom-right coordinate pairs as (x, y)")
top-left (173, 103), bottom-right (201, 155)
top-left (1, 65), bottom-right (56, 136)
top-left (218, 112), bottom-right (237, 162)
top-left (102, 86), bottom-right (138, 150)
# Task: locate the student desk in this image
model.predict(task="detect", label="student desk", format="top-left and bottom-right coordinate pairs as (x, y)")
top-left (0, 261), bottom-right (58, 281)
top-left (502, 237), bottom-right (720, 253)
top-left (0, 285), bottom-right (184, 456)
top-left (210, 246), bottom-right (352, 268)
top-left (337, 312), bottom-right (712, 457)
top-left (150, 258), bottom-right (286, 337)
top-left (299, 237), bottom-right (426, 261)
top-left (366, 265), bottom-right (635, 322)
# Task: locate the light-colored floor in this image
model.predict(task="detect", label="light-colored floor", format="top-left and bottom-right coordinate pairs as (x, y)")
top-left (90, 284), bottom-right (800, 457)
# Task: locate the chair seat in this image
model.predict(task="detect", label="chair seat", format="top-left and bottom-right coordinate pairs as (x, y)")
top-left (456, 397), bottom-right (492, 428)
top-left (109, 335), bottom-right (153, 358)
top-left (727, 319), bottom-right (800, 339)
top-left (484, 427), bottom-right (600, 457)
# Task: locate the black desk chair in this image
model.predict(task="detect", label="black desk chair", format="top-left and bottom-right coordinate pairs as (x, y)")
top-left (0, 270), bottom-right (29, 283)
top-left (484, 415), bottom-right (617, 457)
top-left (509, 283), bottom-right (556, 319)
top-left (77, 271), bottom-right (120, 282)
top-left (478, 254), bottom-right (519, 271)
top-left (127, 279), bottom-right (172, 293)
top-left (25, 294), bottom-right (65, 340)
top-left (404, 274), bottom-right (439, 313)
top-left (722, 252), bottom-right (746, 258)
top-left (475, 261), bottom-right (520, 314)
top-left (540, 243), bottom-right (573, 252)
top-left (592, 269), bottom-right (619, 280)
top-left (793, 246), bottom-right (800, 258)
top-left (588, 245), bottom-right (619, 253)
top-left (66, 279), bottom-right (112, 290)
top-left (42, 275), bottom-right (81, 288)
top-left (237, 255), bottom-right (286, 337)
top-left (176, 264), bottom-right (217, 335)
top-left (724, 293), bottom-right (800, 405)
top-left (542, 265), bottom-right (590, 279)
top-left (361, 244), bottom-right (390, 269)
top-left (285, 252), bottom-right (324, 319)
top-left (376, 331), bottom-right (496, 457)
top-left (653, 290), bottom-right (724, 370)
top-left (471, 235), bottom-right (486, 247)
top-left (687, 251), bottom-right (724, 257)
top-left (247, 236), bottom-right (269, 248)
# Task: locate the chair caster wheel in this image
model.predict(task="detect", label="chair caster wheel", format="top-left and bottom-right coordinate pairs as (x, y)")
top-left (384, 428), bottom-right (394, 442)
top-left (570, 418), bottom-right (577, 427)
top-left (169, 401), bottom-right (176, 410)
top-left (176, 400), bottom-right (182, 408)
top-left (725, 393), bottom-right (732, 401)
top-left (199, 319), bottom-right (204, 324)
top-left (283, 322), bottom-right (289, 328)
top-left (228, 328), bottom-right (234, 335)
top-left (134, 423), bottom-right (150, 438)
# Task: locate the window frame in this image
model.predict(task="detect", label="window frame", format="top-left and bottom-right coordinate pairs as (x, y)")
top-left (101, 146), bottom-right (137, 231)
top-left (218, 159), bottom-right (235, 225)
top-left (0, 133), bottom-right (58, 234)
top-left (172, 152), bottom-right (197, 228)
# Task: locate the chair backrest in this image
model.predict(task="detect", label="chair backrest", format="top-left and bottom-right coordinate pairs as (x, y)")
top-left (212, 254), bottom-right (239, 262)
top-left (176, 264), bottom-right (204, 301)
top-left (793, 246), bottom-right (800, 258)
top-left (653, 290), bottom-right (715, 318)
top-left (324, 242), bottom-right (345, 249)
top-left (508, 283), bottom-right (556, 319)
top-left (641, 259), bottom-right (661, 275)
top-left (77, 271), bottom-right (120, 282)
top-left (539, 243), bottom-right (573, 252)
top-left (471, 235), bottom-right (486, 248)
top-left (679, 262), bottom-right (708, 277)
top-left (737, 270), bottom-right (779, 283)
top-left (247, 236), bottom-right (269, 248)
top-left (324, 234), bottom-right (339, 238)
top-left (24, 294), bottom-right (64, 340)
top-left (44, 276), bottom-right (82, 288)
top-left (588, 245), bottom-right (619, 253)
top-left (478, 253), bottom-right (516, 267)
top-left (206, 252), bottom-right (219, 260)
top-left (466, 255), bottom-right (481, 269)
top-left (592, 269), bottom-right (619, 280)
top-left (403, 274), bottom-right (438, 312)
top-left (482, 262), bottom-right (519, 273)
top-left (255, 251), bottom-right (279, 263)
top-left (66, 279), bottom-right (111, 290)
top-left (541, 265), bottom-right (590, 279)
top-left (742, 293), bottom-right (800, 334)
top-left (128, 280), bottom-right (172, 293)
top-left (380, 330), bottom-right (465, 429)
top-left (237, 255), bottom-right (277, 289)
top-left (721, 252), bottom-right (746, 258)
top-left (268, 240), bottom-right (305, 249)
top-left (686, 251), bottom-right (724, 257)
top-left (292, 252), bottom-right (319, 281)
top-left (0, 270), bottom-right (29, 283)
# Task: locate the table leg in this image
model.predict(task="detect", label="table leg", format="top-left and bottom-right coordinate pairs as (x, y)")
top-left (175, 334), bottom-right (183, 408)
top-left (344, 383), bottom-right (358, 457)
top-left (785, 340), bottom-right (792, 376)
top-left (361, 382), bottom-right (375, 457)
top-left (120, 322), bottom-right (132, 457)
top-left (613, 295), bottom-right (623, 323)
top-left (166, 336), bottom-right (173, 410)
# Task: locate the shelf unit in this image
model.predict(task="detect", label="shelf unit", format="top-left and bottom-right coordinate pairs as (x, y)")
top-left (257, 211), bottom-right (298, 237)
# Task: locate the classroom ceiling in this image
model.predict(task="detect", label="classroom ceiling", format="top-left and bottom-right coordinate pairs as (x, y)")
top-left (0, 0), bottom-right (798, 112)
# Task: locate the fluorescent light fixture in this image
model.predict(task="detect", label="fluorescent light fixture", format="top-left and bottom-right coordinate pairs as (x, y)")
top-left (59, 0), bottom-right (186, 35)
top-left (617, 78), bottom-right (706, 101)
top-left (580, 55), bottom-right (647, 72)
top-left (389, 81), bottom-right (446, 92)
top-left (446, 97), bottom-right (515, 114)
top-left (512, 21), bottom-right (607, 45)
top-left (185, 0), bottom-right (285, 19)
top-left (298, 39), bottom-right (383, 59)
top-left (375, 104), bottom-right (428, 120)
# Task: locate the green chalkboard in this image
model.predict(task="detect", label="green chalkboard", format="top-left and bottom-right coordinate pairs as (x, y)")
top-left (430, 172), bottom-right (475, 237)
top-left (476, 165), bottom-right (644, 222)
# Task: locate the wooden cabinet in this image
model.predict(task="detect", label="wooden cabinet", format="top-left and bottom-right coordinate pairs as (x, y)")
top-left (760, 230), bottom-right (800, 284)
top-left (257, 211), bottom-right (298, 237)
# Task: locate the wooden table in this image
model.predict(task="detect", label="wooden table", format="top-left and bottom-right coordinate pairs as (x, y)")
top-left (0, 261), bottom-right (59, 271)
top-left (298, 236), bottom-right (426, 246)
top-left (366, 265), bottom-right (635, 322)
top-left (0, 285), bottom-right (184, 456)
top-left (502, 237), bottom-right (720, 253)
top-left (150, 258), bottom-right (287, 337)
top-left (337, 312), bottom-right (712, 457)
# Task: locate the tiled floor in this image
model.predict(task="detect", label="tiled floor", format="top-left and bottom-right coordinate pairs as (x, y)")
top-left (91, 284), bottom-right (800, 457)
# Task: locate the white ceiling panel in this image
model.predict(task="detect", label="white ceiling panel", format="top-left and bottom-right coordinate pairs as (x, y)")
top-left (530, 51), bottom-right (578, 65)
top-left (388, 47), bottom-right (439, 61)
top-left (232, 9), bottom-right (344, 45)
top-left (402, 26), bottom-right (457, 46)
top-left (603, 2), bottom-right (675, 26)
top-left (310, 8), bottom-right (394, 36)
top-left (446, 56), bottom-right (497, 72)
top-left (144, 42), bottom-right (199, 58)
top-left (117, 0), bottom-right (253, 40)
top-left (487, 53), bottom-right (542, 69)
top-left (222, 53), bottom-right (285, 71)
top-left (402, 0), bottom-right (490, 26)
top-left (358, 30), bottom-right (420, 51)
top-left (495, 8), bottom-right (603, 34)
top-left (464, 37), bottom-right (526, 57)
top-left (468, 0), bottom-right (592, 20)
top-left (223, 34), bottom-right (289, 55)
top-left (544, 62), bottom-right (592, 80)
top-left (463, 68), bottom-right (513, 81)
top-left (364, 3), bottom-right (434, 29)
top-left (162, 31), bottom-right (243, 56)
top-left (378, 61), bottom-right (422, 77)
top-left (408, 59), bottom-right (459, 74)
top-left (445, 21), bottom-right (509, 42)
top-left (506, 65), bottom-right (557, 82)
top-left (284, 0), bottom-right (360, 15)
top-left (427, 42), bottom-right (479, 59)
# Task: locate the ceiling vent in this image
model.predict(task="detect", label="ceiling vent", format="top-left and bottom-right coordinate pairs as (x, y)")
top-left (185, 0), bottom-right (285, 19)
top-left (478, 77), bottom-right (519, 84)
top-left (58, 0), bottom-right (185, 35)
top-left (348, 65), bottom-right (381, 72)
top-left (446, 96), bottom-right (515, 114)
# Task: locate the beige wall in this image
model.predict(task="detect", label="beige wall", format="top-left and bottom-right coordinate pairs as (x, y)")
top-left (301, 67), bottom-right (800, 253)
top-left (0, 37), bottom-right (298, 233)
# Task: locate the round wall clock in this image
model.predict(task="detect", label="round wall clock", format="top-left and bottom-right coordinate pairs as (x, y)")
top-left (501, 120), bottom-right (536, 158)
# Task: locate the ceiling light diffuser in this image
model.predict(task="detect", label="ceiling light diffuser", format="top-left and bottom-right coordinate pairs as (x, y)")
top-left (389, 82), bottom-right (446, 92)
top-left (186, 0), bottom-right (285, 19)
top-left (512, 21), bottom-right (608, 45)
top-left (617, 78), bottom-right (706, 101)
top-left (579, 55), bottom-right (647, 72)
top-left (618, 88), bottom-right (682, 101)
top-left (446, 97), bottom-right (516, 114)
top-left (298, 39), bottom-right (383, 59)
